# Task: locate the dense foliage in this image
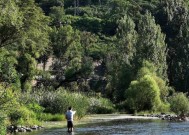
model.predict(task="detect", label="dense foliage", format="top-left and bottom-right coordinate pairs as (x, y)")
top-left (169, 92), bottom-right (189, 115)
top-left (1, 0), bottom-right (189, 132)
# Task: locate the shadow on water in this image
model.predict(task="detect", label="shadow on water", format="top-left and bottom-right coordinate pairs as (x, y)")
top-left (14, 119), bottom-right (189, 135)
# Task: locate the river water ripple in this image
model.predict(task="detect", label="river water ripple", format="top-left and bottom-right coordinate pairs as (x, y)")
top-left (15, 119), bottom-right (189, 135)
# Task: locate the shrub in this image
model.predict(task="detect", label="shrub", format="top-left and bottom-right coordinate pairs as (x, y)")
top-left (27, 103), bottom-right (44, 114)
top-left (137, 62), bottom-right (169, 102)
top-left (158, 103), bottom-right (170, 113)
top-left (153, 76), bottom-right (169, 101)
top-left (169, 92), bottom-right (189, 115)
top-left (125, 75), bottom-right (162, 113)
top-left (115, 101), bottom-right (128, 112)
top-left (88, 97), bottom-right (115, 114)
top-left (9, 106), bottom-right (39, 126)
top-left (0, 84), bottom-right (19, 114)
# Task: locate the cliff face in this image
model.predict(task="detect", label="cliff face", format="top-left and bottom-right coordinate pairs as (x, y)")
top-left (35, 57), bottom-right (107, 93)
top-left (90, 60), bottom-right (107, 93)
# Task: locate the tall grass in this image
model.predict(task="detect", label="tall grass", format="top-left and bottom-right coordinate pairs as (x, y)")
top-left (39, 88), bottom-right (90, 119)
top-left (38, 87), bottom-right (116, 117)
top-left (38, 113), bottom-right (65, 121)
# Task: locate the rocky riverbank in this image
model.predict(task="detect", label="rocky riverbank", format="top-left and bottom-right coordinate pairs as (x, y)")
top-left (136, 113), bottom-right (189, 121)
top-left (7, 125), bottom-right (44, 134)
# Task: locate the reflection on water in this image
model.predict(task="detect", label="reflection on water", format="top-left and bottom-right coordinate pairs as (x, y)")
top-left (15, 119), bottom-right (189, 135)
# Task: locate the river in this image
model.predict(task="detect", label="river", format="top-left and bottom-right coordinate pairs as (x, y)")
top-left (14, 118), bottom-right (189, 135)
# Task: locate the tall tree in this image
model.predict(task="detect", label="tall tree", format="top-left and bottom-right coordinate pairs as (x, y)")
top-left (0, 0), bottom-right (51, 91)
top-left (16, 0), bottom-right (51, 91)
top-left (169, 19), bottom-right (189, 92)
top-left (0, 0), bottom-right (22, 47)
top-left (51, 25), bottom-right (82, 89)
top-left (136, 12), bottom-right (167, 79)
top-left (155, 0), bottom-right (189, 92)
top-left (116, 15), bottom-right (137, 65)
top-left (105, 15), bottom-right (137, 102)
top-left (49, 6), bottom-right (65, 26)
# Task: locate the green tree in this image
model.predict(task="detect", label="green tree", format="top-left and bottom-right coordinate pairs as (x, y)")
top-left (0, 84), bottom-right (19, 132)
top-left (49, 6), bottom-right (65, 26)
top-left (175, 20), bottom-right (189, 92)
top-left (155, 0), bottom-right (189, 91)
top-left (124, 61), bottom-right (170, 113)
top-left (136, 12), bottom-right (167, 79)
top-left (79, 32), bottom-right (96, 90)
top-left (105, 15), bottom-right (136, 102)
top-left (16, 0), bottom-right (51, 91)
top-left (0, 0), bottom-right (51, 91)
top-left (106, 0), bottom-right (130, 21)
top-left (0, 0), bottom-right (22, 47)
top-left (116, 14), bottom-right (137, 65)
top-left (51, 25), bottom-right (82, 89)
top-left (0, 48), bottom-right (20, 88)
top-left (102, 0), bottom-right (131, 35)
top-left (125, 75), bottom-right (161, 112)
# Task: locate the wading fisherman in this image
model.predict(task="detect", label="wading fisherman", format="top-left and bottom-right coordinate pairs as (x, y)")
top-left (65, 106), bottom-right (76, 133)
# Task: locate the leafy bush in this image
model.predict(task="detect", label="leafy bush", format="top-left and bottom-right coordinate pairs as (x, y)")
top-left (115, 101), bottom-right (128, 112)
top-left (153, 76), bottom-right (169, 102)
top-left (169, 92), bottom-right (189, 115)
top-left (88, 97), bottom-right (115, 114)
top-left (125, 75), bottom-right (162, 113)
top-left (90, 106), bottom-right (115, 114)
top-left (27, 103), bottom-right (44, 114)
top-left (137, 61), bottom-right (169, 101)
top-left (0, 84), bottom-right (19, 113)
top-left (9, 106), bottom-right (39, 126)
top-left (124, 62), bottom-right (170, 113)
top-left (157, 102), bottom-right (170, 113)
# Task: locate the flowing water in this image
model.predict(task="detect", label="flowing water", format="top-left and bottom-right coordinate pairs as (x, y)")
top-left (14, 119), bottom-right (189, 135)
